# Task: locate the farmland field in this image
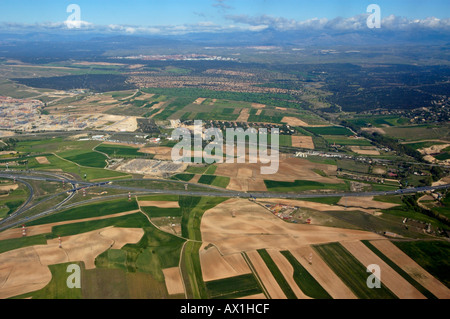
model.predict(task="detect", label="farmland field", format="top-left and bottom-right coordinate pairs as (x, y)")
top-left (264, 179), bottom-right (348, 192)
top-left (205, 273), bottom-right (263, 299)
top-left (313, 242), bottom-right (397, 299)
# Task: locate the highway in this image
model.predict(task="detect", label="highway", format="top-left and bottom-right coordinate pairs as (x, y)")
top-left (1, 170), bottom-right (450, 232)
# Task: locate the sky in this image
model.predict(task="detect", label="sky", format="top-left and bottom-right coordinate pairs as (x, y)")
top-left (0, 0), bottom-right (449, 34)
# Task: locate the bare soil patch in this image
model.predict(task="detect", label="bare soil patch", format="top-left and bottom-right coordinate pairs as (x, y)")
top-left (266, 249), bottom-right (311, 299)
top-left (0, 226), bottom-right (144, 299)
top-left (163, 267), bottom-right (185, 295)
top-left (338, 196), bottom-right (399, 209)
top-left (290, 246), bottom-right (357, 299)
top-left (349, 146), bottom-right (380, 155)
top-left (138, 201), bottom-right (180, 208)
top-left (291, 136), bottom-right (314, 149)
top-left (246, 250), bottom-right (286, 299)
top-left (35, 156), bottom-right (50, 165)
top-left (281, 117), bottom-right (309, 127)
top-left (0, 210), bottom-right (140, 240)
top-left (200, 199), bottom-right (383, 256)
top-left (340, 240), bottom-right (426, 299)
top-left (200, 243), bottom-right (250, 282)
top-left (236, 108), bottom-right (250, 122)
top-left (215, 157), bottom-right (341, 192)
top-left (370, 240), bottom-right (450, 299)
top-left (251, 103), bottom-right (265, 109)
top-left (0, 184), bottom-right (18, 192)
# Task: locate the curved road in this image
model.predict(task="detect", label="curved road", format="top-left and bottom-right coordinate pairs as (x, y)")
top-left (1, 170), bottom-right (450, 232)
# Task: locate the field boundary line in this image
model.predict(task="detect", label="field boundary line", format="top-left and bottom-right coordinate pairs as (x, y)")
top-left (241, 251), bottom-right (270, 299)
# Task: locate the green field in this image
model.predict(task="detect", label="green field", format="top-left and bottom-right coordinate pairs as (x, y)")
top-left (382, 125), bottom-right (450, 142)
top-left (26, 198), bottom-right (139, 226)
top-left (264, 179), bottom-right (349, 192)
top-left (280, 250), bottom-right (331, 299)
top-left (186, 165), bottom-right (208, 174)
top-left (361, 240), bottom-right (437, 299)
top-left (95, 144), bottom-right (145, 158)
top-left (197, 174), bottom-right (230, 188)
top-left (141, 206), bottom-right (182, 217)
top-left (181, 241), bottom-right (207, 299)
top-left (257, 249), bottom-right (297, 299)
top-left (205, 273), bottom-right (263, 299)
top-left (305, 126), bottom-right (354, 136)
top-left (314, 242), bottom-right (397, 299)
top-left (393, 240), bottom-right (450, 288)
top-left (12, 262), bottom-right (84, 299)
top-left (171, 173), bottom-right (195, 182)
top-left (59, 150), bottom-right (107, 168)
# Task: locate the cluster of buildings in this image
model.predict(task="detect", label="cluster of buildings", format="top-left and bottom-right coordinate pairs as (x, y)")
top-left (0, 96), bottom-right (43, 130)
top-left (113, 54), bottom-right (237, 62)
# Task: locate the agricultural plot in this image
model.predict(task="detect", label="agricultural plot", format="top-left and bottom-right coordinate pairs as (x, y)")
top-left (197, 175), bottom-right (230, 188)
top-left (280, 250), bottom-right (331, 299)
top-left (205, 274), bottom-right (263, 299)
top-left (313, 242), bottom-right (397, 299)
top-left (382, 125), bottom-right (450, 142)
top-left (305, 126), bottom-right (354, 136)
top-left (264, 179), bottom-right (349, 192)
top-left (95, 143), bottom-right (145, 158)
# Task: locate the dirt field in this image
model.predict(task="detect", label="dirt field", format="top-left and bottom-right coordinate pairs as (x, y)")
top-left (349, 146), bottom-right (380, 156)
top-left (35, 156), bottom-right (50, 165)
top-left (215, 157), bottom-right (341, 192)
top-left (290, 246), bottom-right (357, 299)
top-left (236, 108), bottom-right (250, 122)
top-left (266, 249), bottom-right (312, 299)
top-left (0, 226), bottom-right (144, 299)
top-left (115, 158), bottom-right (187, 177)
top-left (245, 250), bottom-right (286, 299)
top-left (291, 136), bottom-right (314, 149)
top-left (200, 198), bottom-right (383, 256)
top-left (194, 98), bottom-right (207, 104)
top-left (361, 127), bottom-right (386, 135)
top-left (340, 240), bottom-right (426, 299)
top-left (162, 267), bottom-right (185, 295)
top-left (251, 103), bottom-right (265, 109)
top-left (199, 243), bottom-right (251, 282)
top-left (104, 116), bottom-right (138, 132)
top-left (432, 176), bottom-right (450, 186)
top-left (138, 146), bottom-right (173, 160)
top-left (281, 117), bottom-right (309, 127)
top-left (255, 198), bottom-right (379, 215)
top-left (0, 210), bottom-right (140, 241)
top-left (338, 196), bottom-right (399, 209)
top-left (0, 184), bottom-right (18, 192)
top-left (419, 144), bottom-right (450, 155)
top-left (138, 201), bottom-right (180, 208)
top-left (370, 240), bottom-right (450, 299)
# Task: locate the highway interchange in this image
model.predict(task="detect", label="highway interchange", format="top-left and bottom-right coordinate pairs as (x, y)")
top-left (1, 169), bottom-right (450, 232)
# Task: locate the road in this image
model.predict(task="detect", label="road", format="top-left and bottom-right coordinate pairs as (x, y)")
top-left (1, 170), bottom-right (450, 232)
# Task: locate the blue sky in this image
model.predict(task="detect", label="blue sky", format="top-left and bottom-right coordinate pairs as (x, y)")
top-left (0, 0), bottom-right (449, 33)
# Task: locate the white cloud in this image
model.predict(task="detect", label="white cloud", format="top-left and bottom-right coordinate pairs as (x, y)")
top-left (1, 13), bottom-right (449, 36)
